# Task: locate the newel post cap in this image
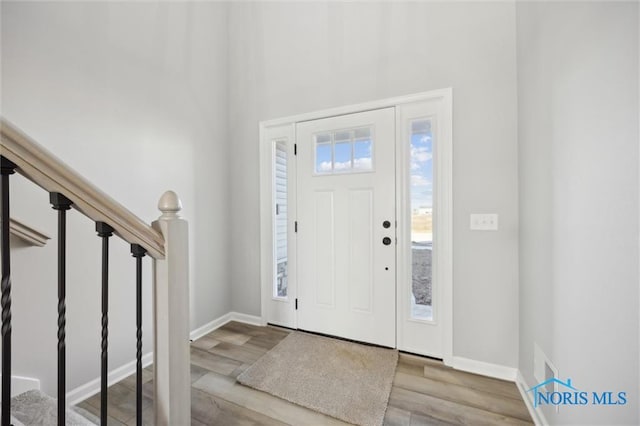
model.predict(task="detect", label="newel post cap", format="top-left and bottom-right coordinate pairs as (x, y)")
top-left (158, 190), bottom-right (182, 217)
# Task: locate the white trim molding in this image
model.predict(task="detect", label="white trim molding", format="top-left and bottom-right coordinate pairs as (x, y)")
top-left (1, 118), bottom-right (165, 259)
top-left (262, 90), bottom-right (454, 128)
top-left (0, 375), bottom-right (41, 397)
top-left (190, 312), bottom-right (233, 342)
top-left (451, 356), bottom-right (517, 382)
top-left (67, 352), bottom-right (153, 406)
top-left (516, 370), bottom-right (548, 426)
top-left (69, 311), bottom-right (263, 407)
top-left (230, 312), bottom-right (264, 327)
top-left (395, 89), bottom-right (453, 363)
top-left (259, 123), bottom-right (297, 329)
top-left (259, 89), bottom-right (454, 360)
top-left (190, 312), bottom-right (264, 342)
top-left (8, 218), bottom-right (50, 247)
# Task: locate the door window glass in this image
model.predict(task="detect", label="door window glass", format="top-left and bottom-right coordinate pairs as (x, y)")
top-left (274, 140), bottom-right (288, 298)
top-left (314, 127), bottom-right (373, 174)
top-left (410, 119), bottom-right (433, 320)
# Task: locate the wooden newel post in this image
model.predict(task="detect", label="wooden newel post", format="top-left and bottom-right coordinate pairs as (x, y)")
top-left (152, 191), bottom-right (190, 426)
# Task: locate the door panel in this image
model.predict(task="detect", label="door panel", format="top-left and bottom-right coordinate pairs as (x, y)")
top-left (348, 189), bottom-right (373, 313)
top-left (296, 108), bottom-right (396, 347)
top-left (314, 191), bottom-right (335, 307)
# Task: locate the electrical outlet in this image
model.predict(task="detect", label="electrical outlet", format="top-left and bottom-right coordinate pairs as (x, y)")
top-left (470, 213), bottom-right (498, 231)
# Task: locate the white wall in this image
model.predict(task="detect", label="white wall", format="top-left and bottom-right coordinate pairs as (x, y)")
top-left (228, 2), bottom-right (520, 367)
top-left (0, 1), bottom-right (230, 396)
top-left (517, 2), bottom-right (639, 424)
top-left (8, 5), bottom-right (636, 418)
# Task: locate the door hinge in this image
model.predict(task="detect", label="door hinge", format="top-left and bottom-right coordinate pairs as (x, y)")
top-left (276, 203), bottom-right (280, 215)
top-left (295, 221), bottom-right (298, 232)
top-left (295, 298), bottom-right (298, 310)
top-left (294, 144), bottom-right (297, 155)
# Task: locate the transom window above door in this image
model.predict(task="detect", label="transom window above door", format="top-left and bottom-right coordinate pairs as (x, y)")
top-left (314, 126), bottom-right (373, 174)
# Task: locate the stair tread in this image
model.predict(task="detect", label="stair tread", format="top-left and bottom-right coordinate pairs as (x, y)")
top-left (10, 390), bottom-right (96, 426)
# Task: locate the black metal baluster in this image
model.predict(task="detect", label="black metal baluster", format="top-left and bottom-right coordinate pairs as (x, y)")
top-left (96, 222), bottom-right (113, 426)
top-left (0, 157), bottom-right (16, 426)
top-left (50, 193), bottom-right (72, 426)
top-left (131, 244), bottom-right (146, 426)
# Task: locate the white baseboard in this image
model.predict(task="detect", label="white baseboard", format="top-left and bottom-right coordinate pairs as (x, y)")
top-left (68, 310), bottom-right (263, 406)
top-left (67, 352), bottom-right (153, 406)
top-left (451, 356), bottom-right (518, 382)
top-left (229, 312), bottom-right (263, 327)
top-left (189, 311), bottom-right (263, 341)
top-left (190, 312), bottom-right (233, 341)
top-left (0, 375), bottom-right (41, 397)
top-left (516, 370), bottom-right (548, 426)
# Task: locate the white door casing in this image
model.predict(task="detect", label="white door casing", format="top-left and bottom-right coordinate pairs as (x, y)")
top-left (259, 89), bottom-right (453, 363)
top-left (296, 108), bottom-right (396, 347)
top-left (396, 98), bottom-right (452, 359)
top-left (261, 123), bottom-right (297, 328)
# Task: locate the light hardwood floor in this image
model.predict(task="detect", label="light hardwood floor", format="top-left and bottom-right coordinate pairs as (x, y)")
top-left (77, 321), bottom-right (533, 425)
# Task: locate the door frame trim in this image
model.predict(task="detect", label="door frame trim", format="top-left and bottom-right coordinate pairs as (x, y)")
top-left (259, 88), bottom-right (453, 366)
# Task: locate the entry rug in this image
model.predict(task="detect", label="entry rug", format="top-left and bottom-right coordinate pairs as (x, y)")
top-left (237, 331), bottom-right (398, 426)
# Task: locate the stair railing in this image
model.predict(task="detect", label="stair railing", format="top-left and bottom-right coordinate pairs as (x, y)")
top-left (0, 118), bottom-right (190, 426)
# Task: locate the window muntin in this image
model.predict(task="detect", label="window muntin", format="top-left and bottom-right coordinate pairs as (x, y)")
top-left (314, 127), bottom-right (373, 174)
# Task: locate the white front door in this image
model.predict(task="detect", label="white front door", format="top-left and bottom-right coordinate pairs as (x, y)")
top-left (296, 108), bottom-right (396, 347)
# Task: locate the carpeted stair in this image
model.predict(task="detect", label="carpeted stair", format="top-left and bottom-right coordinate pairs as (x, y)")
top-left (6, 389), bottom-right (97, 426)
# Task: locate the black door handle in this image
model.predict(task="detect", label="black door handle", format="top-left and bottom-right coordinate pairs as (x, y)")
top-left (383, 237), bottom-right (392, 246)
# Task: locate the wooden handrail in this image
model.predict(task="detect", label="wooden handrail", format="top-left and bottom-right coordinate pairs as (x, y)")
top-left (0, 118), bottom-right (165, 259)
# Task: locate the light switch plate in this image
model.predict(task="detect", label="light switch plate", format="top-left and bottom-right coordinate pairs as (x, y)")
top-left (470, 213), bottom-right (498, 231)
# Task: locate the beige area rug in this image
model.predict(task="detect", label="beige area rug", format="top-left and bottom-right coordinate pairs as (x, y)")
top-left (237, 331), bottom-right (398, 426)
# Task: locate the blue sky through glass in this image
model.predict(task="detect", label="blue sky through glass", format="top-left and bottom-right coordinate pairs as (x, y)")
top-left (316, 142), bottom-right (332, 173)
top-left (315, 130), bottom-right (373, 173)
top-left (354, 141), bottom-right (370, 157)
top-left (354, 139), bottom-right (372, 169)
top-left (334, 142), bottom-right (352, 170)
top-left (410, 124), bottom-right (433, 209)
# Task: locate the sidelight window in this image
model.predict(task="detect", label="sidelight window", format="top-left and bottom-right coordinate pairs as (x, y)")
top-left (273, 140), bottom-right (288, 298)
top-left (410, 119), bottom-right (433, 320)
